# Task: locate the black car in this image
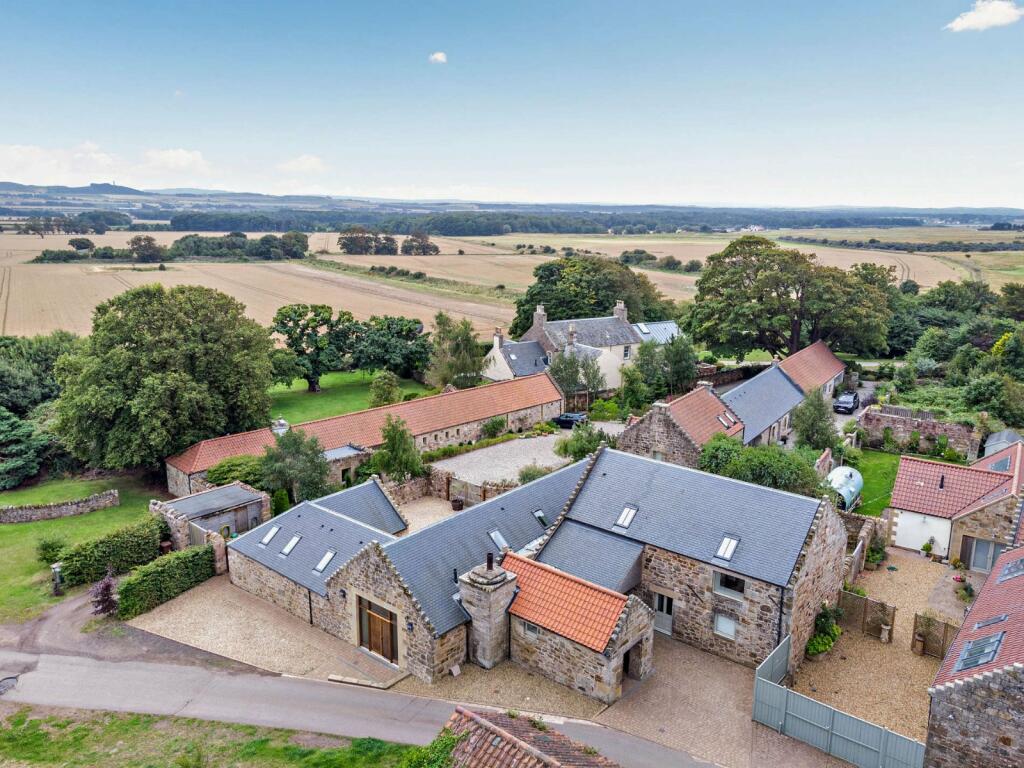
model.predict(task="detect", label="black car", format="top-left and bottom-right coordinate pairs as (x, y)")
top-left (832, 391), bottom-right (860, 414)
top-left (552, 412), bottom-right (589, 429)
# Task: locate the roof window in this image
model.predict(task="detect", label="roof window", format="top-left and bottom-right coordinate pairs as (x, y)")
top-left (260, 525), bottom-right (281, 546)
top-left (717, 415), bottom-right (730, 428)
top-left (314, 550), bottom-right (336, 573)
top-left (281, 534), bottom-right (301, 556)
top-left (637, 322), bottom-right (650, 333)
top-left (974, 614), bottom-right (1008, 630)
top-left (615, 505), bottom-right (638, 528)
top-left (953, 632), bottom-right (1004, 672)
top-left (997, 556), bottom-right (1024, 584)
top-left (716, 536), bottom-right (739, 561)
top-left (509, 354), bottom-right (517, 360)
top-left (533, 509), bottom-right (549, 527)
top-left (489, 530), bottom-right (509, 550)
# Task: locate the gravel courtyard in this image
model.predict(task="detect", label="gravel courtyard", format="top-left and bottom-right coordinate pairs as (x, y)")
top-left (431, 434), bottom-right (567, 485)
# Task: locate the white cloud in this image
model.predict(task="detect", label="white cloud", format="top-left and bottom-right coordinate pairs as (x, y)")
top-left (945, 0), bottom-right (1024, 31)
top-left (276, 154), bottom-right (327, 174)
top-left (428, 51), bottom-right (448, 64)
top-left (142, 148), bottom-right (210, 173)
top-left (0, 141), bottom-right (117, 184)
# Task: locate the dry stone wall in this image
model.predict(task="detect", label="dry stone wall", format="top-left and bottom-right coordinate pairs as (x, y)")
top-left (860, 408), bottom-right (981, 459)
top-left (0, 489), bottom-right (119, 524)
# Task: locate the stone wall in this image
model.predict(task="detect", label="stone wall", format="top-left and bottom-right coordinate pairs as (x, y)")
top-left (381, 475), bottom-right (431, 506)
top-left (838, 509), bottom-right (881, 585)
top-left (617, 403), bottom-right (702, 469)
top-left (950, 494), bottom-right (1020, 565)
top-left (924, 666), bottom-right (1024, 768)
top-left (860, 408), bottom-right (981, 459)
top-left (0, 489), bottom-right (119, 524)
top-left (153, 482), bottom-right (270, 551)
top-left (166, 464), bottom-right (193, 497)
top-left (411, 400), bottom-right (562, 453)
top-left (228, 548), bottom-right (312, 623)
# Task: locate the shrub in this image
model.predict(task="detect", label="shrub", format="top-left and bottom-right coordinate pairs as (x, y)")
top-left (699, 352), bottom-right (718, 365)
top-left (36, 535), bottom-right (67, 565)
top-left (866, 533), bottom-right (887, 564)
top-left (806, 603), bottom-right (844, 657)
top-left (518, 464), bottom-right (551, 484)
top-left (530, 421), bottom-right (556, 435)
top-left (876, 362), bottom-right (896, 380)
top-left (588, 398), bottom-right (621, 422)
top-left (482, 416), bottom-right (507, 439)
top-left (89, 565), bottom-right (118, 616)
top-left (61, 516), bottom-right (165, 587)
top-left (421, 432), bottom-right (516, 463)
top-left (682, 258), bottom-right (703, 272)
top-left (904, 430), bottom-right (921, 453)
top-left (205, 454), bottom-right (265, 489)
top-left (843, 582), bottom-right (867, 597)
top-left (116, 545), bottom-right (216, 619)
top-left (272, 488), bottom-right (290, 515)
top-left (554, 422), bottom-right (617, 461)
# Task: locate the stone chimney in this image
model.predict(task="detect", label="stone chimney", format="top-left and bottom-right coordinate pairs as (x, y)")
top-left (771, 354), bottom-right (781, 367)
top-left (271, 418), bottom-right (289, 436)
top-left (458, 554), bottom-right (517, 669)
top-left (567, 322), bottom-right (577, 347)
top-left (533, 304), bottom-right (547, 329)
top-left (697, 380), bottom-right (715, 390)
top-left (612, 299), bottom-right (627, 322)
top-left (493, 327), bottom-right (504, 350)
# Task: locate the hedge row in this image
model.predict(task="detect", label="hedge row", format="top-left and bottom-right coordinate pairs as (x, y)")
top-left (117, 545), bottom-right (216, 620)
top-left (61, 516), bottom-right (165, 587)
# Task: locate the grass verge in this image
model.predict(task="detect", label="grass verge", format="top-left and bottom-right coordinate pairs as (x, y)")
top-left (856, 449), bottom-right (900, 517)
top-left (269, 370), bottom-right (431, 424)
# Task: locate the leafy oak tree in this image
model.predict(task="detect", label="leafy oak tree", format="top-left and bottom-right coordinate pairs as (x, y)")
top-left (351, 316), bottom-right (431, 378)
top-left (400, 231), bottom-right (440, 255)
top-left (54, 285), bottom-right (274, 469)
top-left (262, 429), bottom-right (331, 503)
top-left (272, 304), bottom-right (353, 392)
top-left (128, 234), bottom-right (166, 263)
top-left (0, 406), bottom-right (46, 489)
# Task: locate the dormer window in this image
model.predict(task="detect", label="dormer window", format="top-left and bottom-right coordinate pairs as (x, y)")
top-left (716, 536), bottom-right (739, 561)
top-left (615, 505), bottom-right (638, 528)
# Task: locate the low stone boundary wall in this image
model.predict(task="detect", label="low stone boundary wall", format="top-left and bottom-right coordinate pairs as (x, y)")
top-left (0, 489), bottom-right (120, 524)
top-left (838, 509), bottom-right (883, 585)
top-left (859, 407), bottom-right (980, 459)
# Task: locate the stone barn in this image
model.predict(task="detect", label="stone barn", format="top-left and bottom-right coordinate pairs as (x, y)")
top-left (152, 481), bottom-right (270, 551)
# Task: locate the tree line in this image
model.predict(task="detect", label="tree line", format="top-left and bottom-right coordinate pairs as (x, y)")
top-left (31, 232), bottom-right (309, 264)
top-left (780, 235), bottom-right (1024, 253)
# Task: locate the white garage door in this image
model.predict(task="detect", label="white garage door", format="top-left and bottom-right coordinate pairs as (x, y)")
top-left (894, 510), bottom-right (951, 557)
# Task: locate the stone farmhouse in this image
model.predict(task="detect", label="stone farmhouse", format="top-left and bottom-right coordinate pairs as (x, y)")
top-left (924, 545), bottom-right (1024, 768)
top-left (483, 301), bottom-right (680, 389)
top-left (165, 373), bottom-right (563, 495)
top-left (888, 438), bottom-right (1023, 568)
top-left (619, 340), bottom-right (846, 463)
top-left (226, 446), bottom-right (845, 699)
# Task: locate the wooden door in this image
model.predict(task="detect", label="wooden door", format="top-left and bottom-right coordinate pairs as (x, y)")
top-left (359, 598), bottom-right (397, 662)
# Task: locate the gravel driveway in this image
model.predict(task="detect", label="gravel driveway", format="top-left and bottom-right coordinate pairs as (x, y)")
top-left (431, 435), bottom-right (568, 485)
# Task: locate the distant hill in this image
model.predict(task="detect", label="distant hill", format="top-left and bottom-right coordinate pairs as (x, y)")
top-left (0, 181), bottom-right (147, 195)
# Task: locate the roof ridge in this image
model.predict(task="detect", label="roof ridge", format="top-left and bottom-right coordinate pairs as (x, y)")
top-left (503, 551), bottom-right (628, 603)
top-left (900, 454), bottom-right (1013, 480)
top-left (451, 707), bottom-right (562, 767)
top-left (304, 499), bottom-right (394, 538)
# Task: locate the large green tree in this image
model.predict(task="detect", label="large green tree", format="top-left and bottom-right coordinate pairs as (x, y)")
top-left (689, 236), bottom-right (890, 358)
top-left (426, 312), bottom-right (483, 389)
top-left (699, 434), bottom-right (820, 497)
top-left (0, 330), bottom-right (79, 415)
top-left (998, 283), bottom-right (1024, 322)
top-left (262, 429), bottom-right (331, 502)
top-left (272, 304), bottom-right (354, 392)
top-left (54, 285), bottom-right (274, 469)
top-left (369, 415), bottom-right (423, 482)
top-left (351, 316), bottom-right (431, 378)
top-left (791, 388), bottom-right (839, 451)
top-left (663, 334), bottom-right (698, 395)
top-left (0, 407), bottom-right (46, 490)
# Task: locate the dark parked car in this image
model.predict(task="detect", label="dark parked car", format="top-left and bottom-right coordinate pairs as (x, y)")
top-left (552, 412), bottom-right (589, 429)
top-left (833, 391), bottom-right (860, 414)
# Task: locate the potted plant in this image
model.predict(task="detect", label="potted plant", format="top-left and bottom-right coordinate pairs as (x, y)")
top-left (921, 537), bottom-right (934, 557)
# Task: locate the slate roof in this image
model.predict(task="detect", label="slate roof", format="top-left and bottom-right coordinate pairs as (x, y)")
top-left (562, 449), bottom-right (822, 587)
top-left (890, 456), bottom-right (1014, 520)
top-left (631, 320), bottom-right (680, 345)
top-left (721, 366), bottom-right (804, 444)
top-left (228, 500), bottom-right (395, 596)
top-left (933, 546), bottom-right (1024, 688)
top-left (312, 478), bottom-right (407, 535)
top-left (381, 460), bottom-right (589, 635)
top-left (538, 520), bottom-right (643, 593)
top-left (778, 340), bottom-right (846, 394)
top-left (503, 553), bottom-right (628, 653)
top-left (666, 386), bottom-right (744, 446)
top-left (542, 316), bottom-right (642, 349)
top-left (167, 373), bottom-right (562, 474)
top-left (984, 429), bottom-right (1024, 457)
top-left (445, 706), bottom-right (621, 768)
top-left (166, 482), bottom-right (264, 521)
top-left (500, 340), bottom-right (548, 377)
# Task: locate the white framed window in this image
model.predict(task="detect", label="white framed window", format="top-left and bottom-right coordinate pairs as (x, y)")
top-left (533, 509), bottom-right (549, 527)
top-left (716, 536), bottom-right (738, 561)
top-left (314, 550), bottom-right (336, 573)
top-left (260, 525), bottom-right (281, 546)
top-left (281, 534), bottom-right (301, 556)
top-left (623, 345), bottom-right (631, 360)
top-left (523, 621), bottom-right (539, 638)
top-left (713, 571), bottom-right (745, 601)
top-left (489, 529), bottom-right (509, 550)
top-left (615, 505), bottom-right (638, 528)
top-left (714, 612), bottom-right (737, 640)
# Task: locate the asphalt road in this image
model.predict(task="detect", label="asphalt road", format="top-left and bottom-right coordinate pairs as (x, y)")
top-left (0, 649), bottom-right (711, 768)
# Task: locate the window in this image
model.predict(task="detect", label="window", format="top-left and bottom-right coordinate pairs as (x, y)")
top-left (953, 632), bottom-right (1004, 672)
top-left (281, 534), bottom-right (301, 556)
top-left (655, 593), bottom-right (673, 615)
top-left (260, 525), bottom-right (281, 546)
top-left (533, 509), bottom-right (549, 527)
top-left (445, 431), bottom-right (449, 439)
top-left (523, 621), bottom-right (539, 638)
top-left (713, 572), bottom-right (745, 601)
top-left (974, 614), bottom-right (1008, 630)
top-left (615, 505), bottom-right (638, 528)
top-left (314, 550), bottom-right (336, 573)
top-left (652, 450), bottom-right (664, 462)
top-left (509, 353), bottom-right (518, 360)
top-left (714, 612), bottom-right (737, 640)
top-left (998, 556), bottom-right (1024, 584)
top-left (716, 415), bottom-right (730, 428)
top-left (715, 536), bottom-right (739, 561)
top-left (637, 322), bottom-right (649, 334)
top-left (623, 345), bottom-right (631, 359)
top-left (489, 529), bottom-right (509, 550)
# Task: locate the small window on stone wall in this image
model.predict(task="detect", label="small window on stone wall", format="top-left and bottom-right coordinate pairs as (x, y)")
top-left (714, 611), bottom-right (737, 640)
top-left (713, 571), bottom-right (745, 601)
top-left (523, 621), bottom-right (539, 638)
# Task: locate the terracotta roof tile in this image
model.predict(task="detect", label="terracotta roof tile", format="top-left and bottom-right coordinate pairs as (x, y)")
top-left (890, 456), bottom-right (1013, 520)
top-left (502, 552), bottom-right (627, 653)
top-left (933, 546), bottom-right (1024, 687)
top-left (666, 386), bottom-right (744, 446)
top-left (777, 340), bottom-right (846, 393)
top-left (167, 373), bottom-right (562, 474)
top-left (446, 706), bottom-right (621, 767)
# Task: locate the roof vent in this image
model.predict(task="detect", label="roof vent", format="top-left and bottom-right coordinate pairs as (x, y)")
top-left (939, 474), bottom-right (945, 489)
top-left (716, 536), bottom-right (739, 561)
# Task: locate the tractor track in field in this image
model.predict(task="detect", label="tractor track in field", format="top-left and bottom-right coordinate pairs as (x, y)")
top-left (0, 266), bottom-right (11, 334)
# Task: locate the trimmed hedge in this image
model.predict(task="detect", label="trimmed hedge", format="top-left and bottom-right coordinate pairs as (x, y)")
top-left (61, 517), bottom-right (165, 587)
top-left (117, 545), bottom-right (216, 619)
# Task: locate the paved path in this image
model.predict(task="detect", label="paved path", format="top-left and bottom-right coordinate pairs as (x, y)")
top-left (0, 649), bottom-right (709, 768)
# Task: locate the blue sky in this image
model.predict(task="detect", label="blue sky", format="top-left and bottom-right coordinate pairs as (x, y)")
top-left (1, 1), bottom-right (1022, 207)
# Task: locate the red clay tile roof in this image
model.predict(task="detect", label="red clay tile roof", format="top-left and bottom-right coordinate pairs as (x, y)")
top-left (777, 340), bottom-right (846, 393)
top-left (445, 706), bottom-right (621, 767)
top-left (666, 386), bottom-right (744, 446)
top-left (890, 456), bottom-right (1013, 520)
top-left (933, 546), bottom-right (1024, 687)
top-left (167, 373), bottom-right (562, 474)
top-left (501, 552), bottom-right (628, 653)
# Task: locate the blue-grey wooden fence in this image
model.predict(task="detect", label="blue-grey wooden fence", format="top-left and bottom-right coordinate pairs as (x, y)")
top-left (753, 636), bottom-right (925, 768)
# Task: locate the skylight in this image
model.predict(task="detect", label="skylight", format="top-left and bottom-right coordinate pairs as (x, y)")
top-left (953, 632), bottom-right (1004, 672)
top-left (716, 536), bottom-right (739, 561)
top-left (717, 416), bottom-right (730, 428)
top-left (990, 457), bottom-right (1011, 472)
top-left (615, 505), bottom-right (638, 528)
top-left (975, 614), bottom-right (1008, 630)
top-left (533, 509), bottom-right (549, 527)
top-left (997, 556), bottom-right (1024, 584)
top-left (509, 354), bottom-right (517, 360)
top-left (281, 534), bottom-right (301, 556)
top-left (637, 322), bottom-right (650, 334)
top-left (489, 530), bottom-right (509, 550)
top-left (314, 550), bottom-right (336, 573)
top-left (260, 525), bottom-right (281, 545)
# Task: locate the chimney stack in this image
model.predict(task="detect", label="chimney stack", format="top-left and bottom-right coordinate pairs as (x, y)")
top-left (493, 327), bottom-right (504, 350)
top-left (533, 304), bottom-right (547, 329)
top-left (612, 299), bottom-right (628, 322)
top-left (458, 557), bottom-right (517, 669)
top-left (567, 322), bottom-right (577, 347)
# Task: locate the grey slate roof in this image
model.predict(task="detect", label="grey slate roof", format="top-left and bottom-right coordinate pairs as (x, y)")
top-left (563, 449), bottom-right (822, 587)
top-left (323, 444), bottom-right (366, 461)
top-left (538, 520), bottom-right (643, 593)
top-left (313, 479), bottom-right (407, 535)
top-left (721, 366), bottom-right (805, 444)
top-left (562, 342), bottom-right (601, 360)
top-left (985, 429), bottom-right (1024, 457)
top-left (544, 316), bottom-right (642, 349)
top-left (167, 483), bottom-right (263, 521)
top-left (632, 320), bottom-right (680, 345)
top-left (228, 501), bottom-right (395, 595)
top-left (382, 460), bottom-right (588, 635)
top-left (501, 340), bottom-right (548, 377)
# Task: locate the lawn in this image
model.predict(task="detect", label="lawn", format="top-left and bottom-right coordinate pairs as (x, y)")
top-left (268, 371), bottom-right (430, 424)
top-left (0, 704), bottom-right (415, 767)
top-left (0, 475), bottom-right (167, 623)
top-left (856, 449), bottom-right (900, 517)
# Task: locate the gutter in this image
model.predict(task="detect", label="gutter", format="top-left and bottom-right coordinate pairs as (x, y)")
top-left (776, 585), bottom-right (785, 649)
